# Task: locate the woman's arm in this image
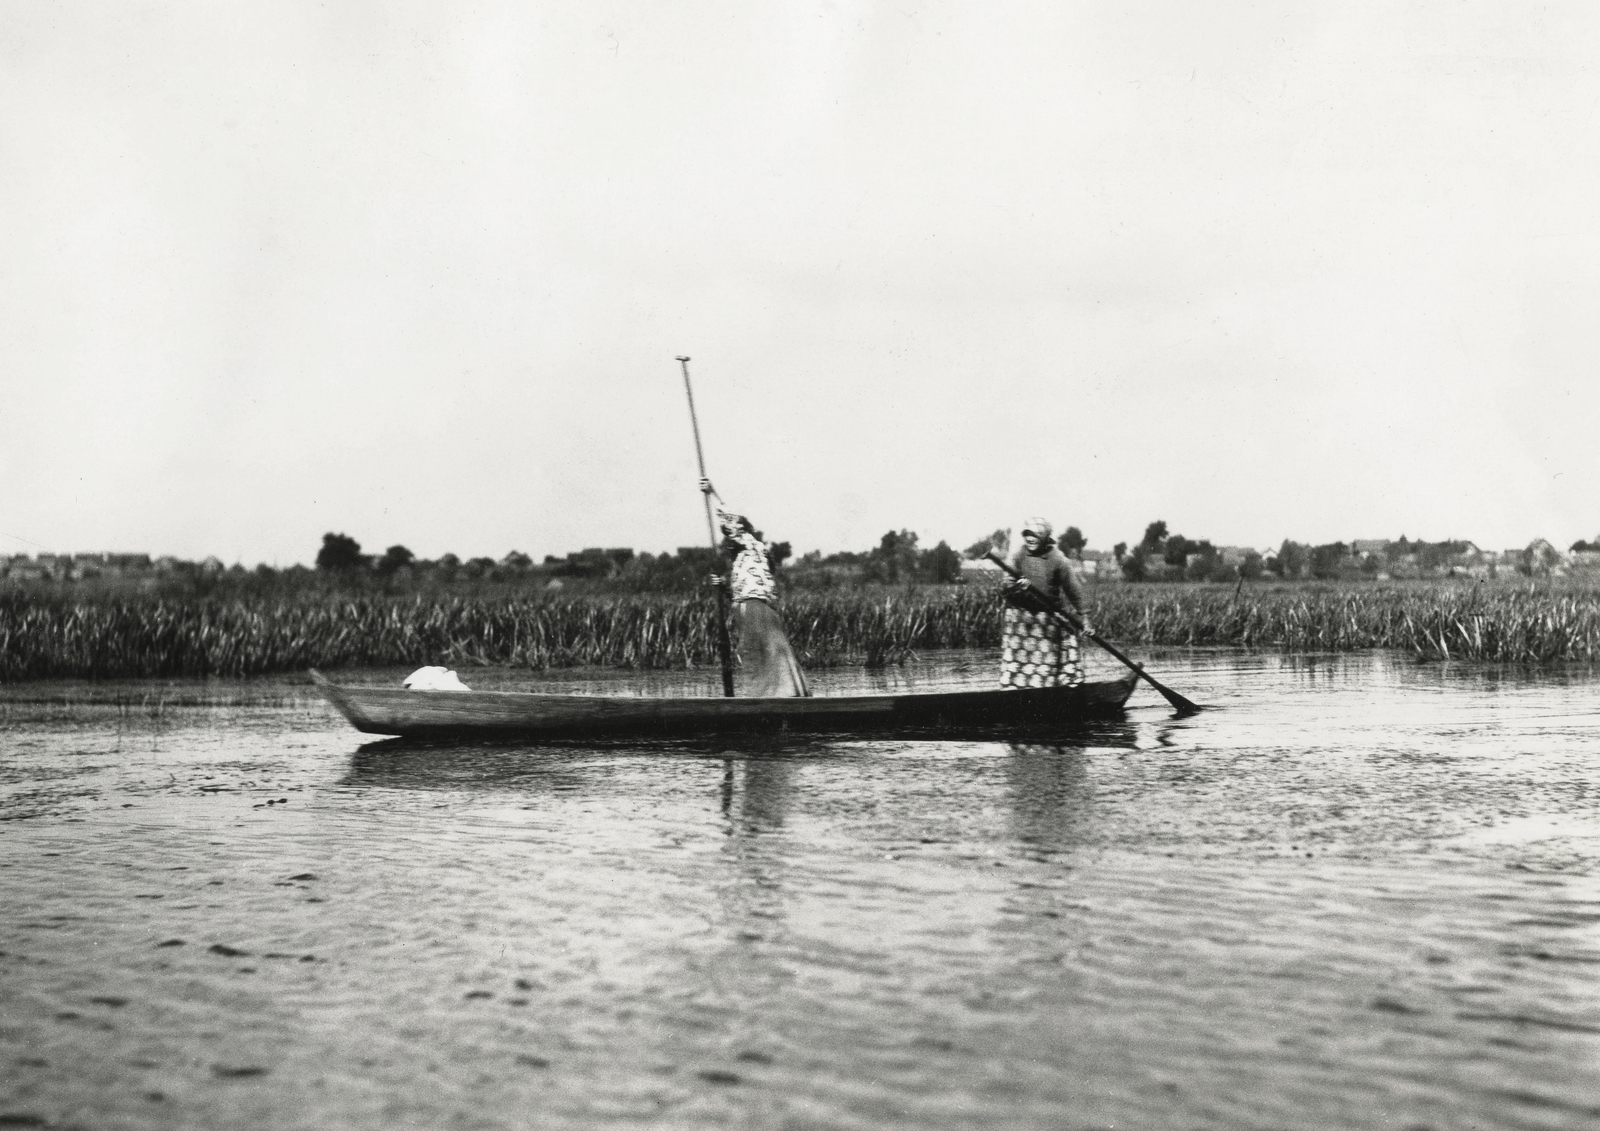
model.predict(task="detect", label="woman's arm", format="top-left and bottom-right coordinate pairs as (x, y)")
top-left (1054, 558), bottom-right (1094, 634)
top-left (1003, 548), bottom-right (1035, 602)
top-left (1058, 560), bottom-right (1084, 613)
top-left (701, 479), bottom-right (753, 542)
top-left (700, 477), bottom-right (735, 517)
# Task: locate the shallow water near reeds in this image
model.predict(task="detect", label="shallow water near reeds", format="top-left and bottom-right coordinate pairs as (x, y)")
top-left (2, 650), bottom-right (1598, 1130)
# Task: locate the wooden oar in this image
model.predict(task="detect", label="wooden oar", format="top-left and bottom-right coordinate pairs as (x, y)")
top-left (984, 549), bottom-right (1200, 714)
top-left (677, 356), bottom-right (736, 697)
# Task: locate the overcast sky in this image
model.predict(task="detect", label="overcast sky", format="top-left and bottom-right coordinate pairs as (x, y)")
top-left (2, 1), bottom-right (1596, 565)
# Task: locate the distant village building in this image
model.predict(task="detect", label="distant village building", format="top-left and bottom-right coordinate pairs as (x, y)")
top-left (2, 552), bottom-right (154, 581)
top-left (3, 555), bottom-right (51, 581)
top-left (97, 553), bottom-right (152, 577)
top-left (1445, 542), bottom-right (1488, 578)
top-left (1077, 549), bottom-right (1115, 579)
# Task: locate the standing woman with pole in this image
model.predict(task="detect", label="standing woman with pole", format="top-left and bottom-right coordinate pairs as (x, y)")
top-left (700, 479), bottom-right (811, 698)
top-left (676, 356), bottom-right (810, 698)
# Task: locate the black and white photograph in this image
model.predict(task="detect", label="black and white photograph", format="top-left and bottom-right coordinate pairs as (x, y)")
top-left (3, 3), bottom-right (1598, 1128)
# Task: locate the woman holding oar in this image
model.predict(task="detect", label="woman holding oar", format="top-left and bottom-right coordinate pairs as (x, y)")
top-left (985, 537), bottom-right (1201, 714)
top-left (700, 478), bottom-right (811, 698)
top-left (1000, 518), bottom-right (1094, 689)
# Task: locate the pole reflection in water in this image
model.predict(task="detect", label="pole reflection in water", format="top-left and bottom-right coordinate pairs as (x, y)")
top-left (710, 752), bottom-right (799, 1019)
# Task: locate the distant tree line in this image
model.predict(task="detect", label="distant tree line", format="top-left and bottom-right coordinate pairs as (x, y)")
top-left (305, 529), bottom-right (967, 593)
top-left (10, 519), bottom-right (1596, 599)
top-left (1104, 521), bottom-right (1263, 583)
top-left (789, 530), bottom-right (963, 587)
top-left (1103, 524), bottom-right (1600, 582)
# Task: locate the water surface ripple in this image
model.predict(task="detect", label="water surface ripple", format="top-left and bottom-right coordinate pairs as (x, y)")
top-left (2, 651), bottom-right (1598, 1130)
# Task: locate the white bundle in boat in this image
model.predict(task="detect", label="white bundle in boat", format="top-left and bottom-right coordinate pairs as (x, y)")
top-left (402, 666), bottom-right (471, 691)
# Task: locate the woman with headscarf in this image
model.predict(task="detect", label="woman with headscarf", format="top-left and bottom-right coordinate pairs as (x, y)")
top-left (699, 478), bottom-right (811, 698)
top-left (1000, 517), bottom-right (1092, 689)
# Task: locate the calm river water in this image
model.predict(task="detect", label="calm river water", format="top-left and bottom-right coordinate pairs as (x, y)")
top-left (2, 651), bottom-right (1598, 1130)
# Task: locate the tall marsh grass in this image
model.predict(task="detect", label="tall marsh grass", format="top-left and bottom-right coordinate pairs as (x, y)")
top-left (0, 589), bottom-right (998, 681)
top-left (1089, 581), bottom-right (1600, 662)
top-left (1, 580), bottom-right (1596, 681)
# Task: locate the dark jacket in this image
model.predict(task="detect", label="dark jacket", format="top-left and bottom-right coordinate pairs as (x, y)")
top-left (1006, 545), bottom-right (1084, 616)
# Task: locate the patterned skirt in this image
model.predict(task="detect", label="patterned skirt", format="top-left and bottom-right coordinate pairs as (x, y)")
top-left (1000, 606), bottom-right (1083, 689)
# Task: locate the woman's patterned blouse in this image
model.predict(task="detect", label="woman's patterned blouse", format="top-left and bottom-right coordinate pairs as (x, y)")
top-left (727, 531), bottom-right (776, 602)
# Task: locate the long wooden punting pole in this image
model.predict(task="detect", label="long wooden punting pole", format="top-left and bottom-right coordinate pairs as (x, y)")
top-left (985, 549), bottom-right (1200, 715)
top-left (677, 356), bottom-right (736, 697)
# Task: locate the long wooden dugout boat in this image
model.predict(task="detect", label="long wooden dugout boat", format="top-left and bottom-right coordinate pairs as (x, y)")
top-left (309, 669), bottom-right (1139, 740)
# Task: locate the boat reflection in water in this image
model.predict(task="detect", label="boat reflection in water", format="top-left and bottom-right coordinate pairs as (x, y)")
top-left (345, 722), bottom-right (1143, 1007)
top-left (341, 715), bottom-right (1147, 868)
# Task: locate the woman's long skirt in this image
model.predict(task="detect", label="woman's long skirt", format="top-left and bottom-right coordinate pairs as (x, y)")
top-left (1000, 606), bottom-right (1083, 689)
top-left (734, 598), bottom-right (811, 697)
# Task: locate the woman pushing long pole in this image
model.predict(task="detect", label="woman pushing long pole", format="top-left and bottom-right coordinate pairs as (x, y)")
top-left (676, 356), bottom-right (736, 697)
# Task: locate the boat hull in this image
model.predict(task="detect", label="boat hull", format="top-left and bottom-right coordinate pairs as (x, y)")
top-left (309, 670), bottom-right (1139, 739)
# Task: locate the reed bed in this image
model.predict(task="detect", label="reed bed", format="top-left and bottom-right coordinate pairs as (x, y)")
top-left (1, 581), bottom-right (1597, 681)
top-left (1088, 582), bottom-right (1600, 662)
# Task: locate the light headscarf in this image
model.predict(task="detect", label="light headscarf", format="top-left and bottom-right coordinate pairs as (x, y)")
top-left (1021, 517), bottom-right (1055, 551)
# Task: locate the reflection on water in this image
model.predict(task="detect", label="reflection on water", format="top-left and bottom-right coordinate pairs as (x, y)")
top-left (1004, 744), bottom-right (1093, 856)
top-left (2, 650), bottom-right (1599, 1131)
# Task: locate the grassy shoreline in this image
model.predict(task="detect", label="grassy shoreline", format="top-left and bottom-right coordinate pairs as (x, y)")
top-left (1, 580), bottom-right (1597, 681)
